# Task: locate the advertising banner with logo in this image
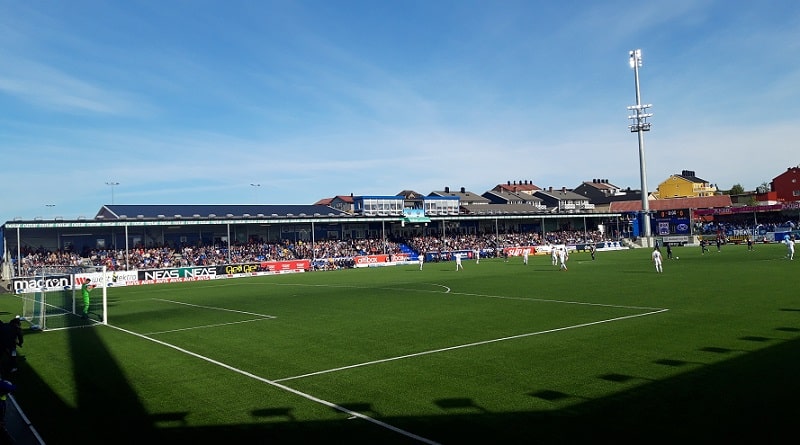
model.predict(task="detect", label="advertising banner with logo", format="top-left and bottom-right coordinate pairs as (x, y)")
top-left (137, 266), bottom-right (217, 284)
top-left (75, 270), bottom-right (140, 288)
top-left (259, 260), bottom-right (309, 274)
top-left (12, 274), bottom-right (71, 294)
top-left (354, 255), bottom-right (390, 267)
top-left (502, 246), bottom-right (537, 257)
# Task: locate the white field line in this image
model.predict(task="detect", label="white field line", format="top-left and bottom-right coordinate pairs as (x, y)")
top-left (154, 298), bottom-right (277, 318)
top-left (103, 323), bottom-right (441, 445)
top-left (140, 299), bottom-right (277, 335)
top-left (274, 308), bottom-right (669, 383)
top-left (143, 318), bottom-right (271, 335)
top-left (9, 395), bottom-right (46, 445)
top-left (443, 290), bottom-right (667, 312)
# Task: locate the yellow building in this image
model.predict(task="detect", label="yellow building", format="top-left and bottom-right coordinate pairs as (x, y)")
top-left (654, 170), bottom-right (718, 199)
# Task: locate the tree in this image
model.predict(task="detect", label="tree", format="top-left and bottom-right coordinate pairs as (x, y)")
top-left (755, 182), bottom-right (771, 194)
top-left (728, 183), bottom-right (745, 195)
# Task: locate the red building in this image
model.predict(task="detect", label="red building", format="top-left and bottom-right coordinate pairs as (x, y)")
top-left (770, 166), bottom-right (800, 202)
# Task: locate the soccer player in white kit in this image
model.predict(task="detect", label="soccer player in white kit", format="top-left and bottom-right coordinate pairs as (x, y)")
top-left (551, 246), bottom-right (558, 266)
top-left (786, 236), bottom-right (795, 260)
top-left (652, 247), bottom-right (663, 273)
top-left (455, 253), bottom-right (464, 271)
top-left (558, 247), bottom-right (568, 271)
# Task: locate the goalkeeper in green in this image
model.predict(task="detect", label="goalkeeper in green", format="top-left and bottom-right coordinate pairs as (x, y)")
top-left (81, 279), bottom-right (95, 319)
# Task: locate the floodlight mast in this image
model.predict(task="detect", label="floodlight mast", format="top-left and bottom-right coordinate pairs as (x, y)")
top-left (628, 49), bottom-right (653, 241)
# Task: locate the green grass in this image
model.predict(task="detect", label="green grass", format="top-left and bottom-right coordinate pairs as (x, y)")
top-left (3, 243), bottom-right (799, 444)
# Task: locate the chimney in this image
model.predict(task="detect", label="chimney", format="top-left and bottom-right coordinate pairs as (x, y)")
top-left (507, 180), bottom-right (511, 185)
top-left (460, 187), bottom-right (466, 193)
top-left (561, 186), bottom-right (566, 192)
top-left (445, 186), bottom-right (450, 193)
top-left (549, 186), bottom-right (553, 192)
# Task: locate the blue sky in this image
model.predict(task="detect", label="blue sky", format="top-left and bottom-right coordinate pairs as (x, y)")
top-left (1, 0), bottom-right (799, 222)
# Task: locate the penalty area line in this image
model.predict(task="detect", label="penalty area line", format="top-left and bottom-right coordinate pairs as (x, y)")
top-left (103, 323), bottom-right (442, 445)
top-left (275, 308), bottom-right (669, 383)
top-left (154, 298), bottom-right (277, 319)
top-left (143, 317), bottom-right (273, 335)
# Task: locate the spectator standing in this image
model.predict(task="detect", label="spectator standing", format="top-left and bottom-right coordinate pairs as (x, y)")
top-left (0, 318), bottom-right (23, 375)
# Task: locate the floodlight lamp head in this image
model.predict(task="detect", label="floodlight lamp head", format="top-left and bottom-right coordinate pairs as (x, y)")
top-left (629, 49), bottom-right (642, 68)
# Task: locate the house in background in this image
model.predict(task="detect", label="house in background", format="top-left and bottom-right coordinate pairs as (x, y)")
top-left (572, 179), bottom-right (628, 203)
top-left (429, 186), bottom-right (491, 206)
top-left (654, 170), bottom-right (718, 199)
top-left (481, 190), bottom-right (546, 210)
top-left (769, 165), bottom-right (800, 202)
top-left (491, 180), bottom-right (541, 195)
top-left (396, 190), bottom-right (426, 210)
top-left (315, 195), bottom-right (355, 213)
top-left (534, 187), bottom-right (594, 212)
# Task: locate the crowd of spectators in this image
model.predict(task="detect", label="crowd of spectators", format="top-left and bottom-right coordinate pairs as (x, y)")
top-left (14, 216), bottom-right (789, 274)
top-left (9, 229), bottom-right (613, 276)
top-left (697, 215), bottom-right (798, 236)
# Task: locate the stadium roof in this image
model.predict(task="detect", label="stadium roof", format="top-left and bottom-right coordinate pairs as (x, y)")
top-left (96, 204), bottom-right (346, 220)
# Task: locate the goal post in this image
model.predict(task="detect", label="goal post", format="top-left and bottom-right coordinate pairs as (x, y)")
top-left (20, 266), bottom-right (108, 331)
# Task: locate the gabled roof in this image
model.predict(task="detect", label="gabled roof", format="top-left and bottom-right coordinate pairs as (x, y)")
top-left (674, 170), bottom-right (709, 184)
top-left (315, 195), bottom-right (354, 205)
top-left (579, 179), bottom-right (620, 191)
top-left (331, 195), bottom-right (355, 203)
top-left (96, 204), bottom-right (345, 220)
top-left (462, 203), bottom-right (547, 215)
top-left (482, 190), bottom-right (543, 205)
top-left (430, 188), bottom-right (491, 205)
top-left (608, 195), bottom-right (732, 212)
top-left (396, 190), bottom-right (425, 199)
top-left (773, 165), bottom-right (800, 181)
top-left (493, 182), bottom-right (541, 193)
top-left (534, 188), bottom-right (588, 201)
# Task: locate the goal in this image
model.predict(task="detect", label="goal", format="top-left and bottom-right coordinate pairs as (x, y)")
top-left (21, 266), bottom-right (109, 331)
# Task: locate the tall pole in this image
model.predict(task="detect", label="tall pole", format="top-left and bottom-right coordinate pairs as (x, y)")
top-left (105, 181), bottom-right (120, 204)
top-left (628, 49), bottom-right (653, 240)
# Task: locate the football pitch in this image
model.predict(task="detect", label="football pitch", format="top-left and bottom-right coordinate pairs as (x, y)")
top-left (4, 243), bottom-right (799, 444)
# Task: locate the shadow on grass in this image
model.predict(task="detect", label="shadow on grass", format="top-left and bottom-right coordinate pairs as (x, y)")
top-left (12, 327), bottom-right (800, 444)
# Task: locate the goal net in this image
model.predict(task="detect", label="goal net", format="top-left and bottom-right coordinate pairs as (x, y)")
top-left (21, 266), bottom-right (108, 331)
